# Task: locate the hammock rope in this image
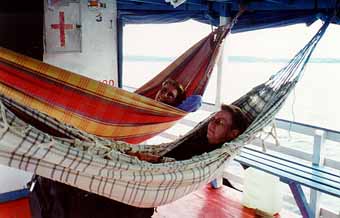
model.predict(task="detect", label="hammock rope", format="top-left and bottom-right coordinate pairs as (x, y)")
top-left (242, 19), bottom-right (330, 137)
top-left (135, 9), bottom-right (244, 98)
top-left (0, 20), bottom-right (330, 207)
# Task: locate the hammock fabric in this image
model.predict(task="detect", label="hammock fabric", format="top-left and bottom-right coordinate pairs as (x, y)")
top-left (135, 27), bottom-right (227, 98)
top-left (0, 21), bottom-right (329, 207)
top-left (0, 26), bottom-right (228, 144)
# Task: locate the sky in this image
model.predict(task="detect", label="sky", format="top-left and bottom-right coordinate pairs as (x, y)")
top-left (124, 21), bottom-right (211, 57)
top-left (123, 19), bottom-right (340, 130)
top-left (124, 19), bottom-right (340, 59)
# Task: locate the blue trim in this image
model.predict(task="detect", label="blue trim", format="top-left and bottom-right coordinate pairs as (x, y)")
top-left (0, 189), bottom-right (29, 203)
top-left (118, 2), bottom-right (207, 11)
top-left (118, 0), bottom-right (339, 11)
top-left (235, 145), bottom-right (340, 218)
top-left (242, 147), bottom-right (339, 180)
top-left (217, 2), bottom-right (232, 17)
top-left (237, 151), bottom-right (340, 197)
top-left (210, 179), bottom-right (220, 189)
top-left (117, 0), bottom-right (340, 28)
top-left (118, 10), bottom-right (219, 26)
top-left (117, 18), bottom-right (124, 88)
top-left (286, 181), bottom-right (314, 218)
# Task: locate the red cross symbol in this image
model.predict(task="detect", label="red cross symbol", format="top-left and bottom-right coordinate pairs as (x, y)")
top-left (51, 11), bottom-right (75, 47)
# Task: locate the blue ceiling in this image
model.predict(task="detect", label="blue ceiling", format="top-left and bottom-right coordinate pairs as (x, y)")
top-left (117, 0), bottom-right (340, 29)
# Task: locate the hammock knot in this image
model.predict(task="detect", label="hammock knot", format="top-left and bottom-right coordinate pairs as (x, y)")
top-left (0, 100), bottom-right (35, 137)
top-left (255, 120), bottom-right (279, 152)
top-left (37, 140), bottom-right (55, 150)
top-left (0, 101), bottom-right (9, 135)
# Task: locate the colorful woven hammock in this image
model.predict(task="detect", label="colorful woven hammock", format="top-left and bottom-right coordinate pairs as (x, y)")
top-left (0, 27), bottom-right (228, 144)
top-left (0, 20), bottom-right (329, 207)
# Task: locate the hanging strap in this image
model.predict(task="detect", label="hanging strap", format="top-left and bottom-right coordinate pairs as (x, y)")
top-left (241, 19), bottom-right (330, 141)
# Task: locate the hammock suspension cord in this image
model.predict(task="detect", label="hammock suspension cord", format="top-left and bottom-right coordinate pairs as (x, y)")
top-left (239, 19), bottom-right (330, 139)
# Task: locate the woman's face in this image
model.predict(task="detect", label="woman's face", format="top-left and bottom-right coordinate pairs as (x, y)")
top-left (155, 83), bottom-right (179, 106)
top-left (207, 111), bottom-right (233, 145)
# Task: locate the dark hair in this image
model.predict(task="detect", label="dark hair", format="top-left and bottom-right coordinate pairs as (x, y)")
top-left (162, 79), bottom-right (186, 106)
top-left (220, 104), bottom-right (249, 135)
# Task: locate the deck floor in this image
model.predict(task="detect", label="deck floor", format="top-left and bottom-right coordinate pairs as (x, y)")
top-left (0, 198), bottom-right (31, 218)
top-left (0, 185), bottom-right (299, 218)
top-left (152, 185), bottom-right (299, 218)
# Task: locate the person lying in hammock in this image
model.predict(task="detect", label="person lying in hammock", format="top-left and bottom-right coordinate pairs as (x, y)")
top-left (27, 104), bottom-right (247, 218)
top-left (155, 78), bottom-right (202, 112)
top-left (129, 104), bottom-right (249, 162)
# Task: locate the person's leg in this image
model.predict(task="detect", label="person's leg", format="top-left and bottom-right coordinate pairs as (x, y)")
top-left (85, 191), bottom-right (155, 218)
top-left (29, 176), bottom-right (154, 218)
top-left (29, 176), bottom-right (67, 218)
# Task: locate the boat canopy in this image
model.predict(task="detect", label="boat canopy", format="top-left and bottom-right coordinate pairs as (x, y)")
top-left (115, 0), bottom-right (340, 86)
top-left (117, 0), bottom-right (340, 30)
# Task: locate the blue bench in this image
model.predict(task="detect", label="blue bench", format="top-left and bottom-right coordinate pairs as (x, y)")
top-left (234, 145), bottom-right (340, 218)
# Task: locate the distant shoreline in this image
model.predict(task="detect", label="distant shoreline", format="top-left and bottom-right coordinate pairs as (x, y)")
top-left (124, 55), bottom-right (340, 64)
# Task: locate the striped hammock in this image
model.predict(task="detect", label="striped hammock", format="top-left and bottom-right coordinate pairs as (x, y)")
top-left (0, 21), bottom-right (329, 207)
top-left (0, 26), bottom-right (228, 144)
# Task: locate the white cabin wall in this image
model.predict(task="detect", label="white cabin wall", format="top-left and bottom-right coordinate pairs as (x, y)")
top-left (44, 0), bottom-right (118, 85)
top-left (0, 165), bottom-right (33, 193)
top-left (0, 0), bottom-right (118, 195)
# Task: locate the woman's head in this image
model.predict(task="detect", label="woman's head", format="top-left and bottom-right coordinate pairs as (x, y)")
top-left (207, 104), bottom-right (249, 145)
top-left (155, 79), bottom-right (186, 106)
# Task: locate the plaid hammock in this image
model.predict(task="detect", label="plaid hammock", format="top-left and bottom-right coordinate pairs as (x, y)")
top-left (0, 26), bottom-right (229, 144)
top-left (0, 21), bottom-right (329, 207)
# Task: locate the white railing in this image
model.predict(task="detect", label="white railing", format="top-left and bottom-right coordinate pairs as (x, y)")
top-left (158, 102), bottom-right (340, 170)
top-left (155, 101), bottom-right (340, 170)
top-left (267, 118), bottom-right (340, 171)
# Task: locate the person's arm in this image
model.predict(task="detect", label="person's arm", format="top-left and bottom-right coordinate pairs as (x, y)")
top-left (126, 151), bottom-right (176, 163)
top-left (177, 95), bottom-right (202, 112)
top-left (126, 151), bottom-right (162, 163)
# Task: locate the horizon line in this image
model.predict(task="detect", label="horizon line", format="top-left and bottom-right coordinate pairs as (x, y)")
top-left (124, 55), bottom-right (340, 64)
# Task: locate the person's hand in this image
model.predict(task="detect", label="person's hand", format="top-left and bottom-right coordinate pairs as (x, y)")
top-left (137, 153), bottom-right (162, 163)
top-left (126, 151), bottom-right (161, 163)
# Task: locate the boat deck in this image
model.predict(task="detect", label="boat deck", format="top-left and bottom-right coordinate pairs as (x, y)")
top-left (0, 185), bottom-right (300, 218)
top-left (153, 185), bottom-right (299, 218)
top-left (0, 197), bottom-right (31, 218)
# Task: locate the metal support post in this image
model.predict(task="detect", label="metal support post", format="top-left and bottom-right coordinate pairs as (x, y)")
top-left (311, 130), bottom-right (326, 218)
top-left (215, 16), bottom-right (231, 108)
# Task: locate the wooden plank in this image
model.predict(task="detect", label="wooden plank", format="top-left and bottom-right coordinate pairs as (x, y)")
top-left (241, 148), bottom-right (340, 184)
top-left (286, 181), bottom-right (314, 218)
top-left (153, 185), bottom-right (259, 218)
top-left (0, 198), bottom-right (31, 218)
top-left (245, 143), bottom-right (340, 174)
top-left (235, 156), bottom-right (340, 197)
top-left (243, 146), bottom-right (340, 179)
top-left (239, 152), bottom-right (340, 192)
